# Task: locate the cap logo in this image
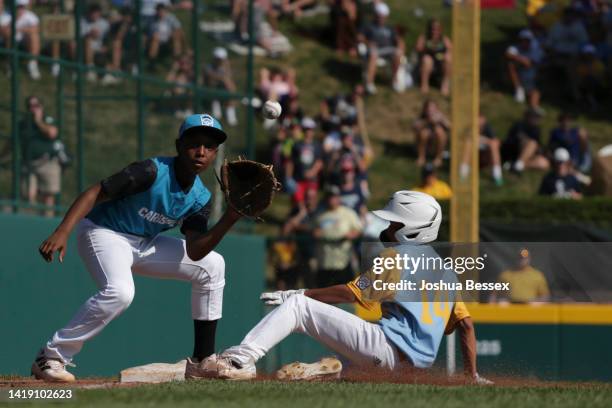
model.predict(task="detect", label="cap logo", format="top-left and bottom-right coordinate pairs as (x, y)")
top-left (200, 115), bottom-right (214, 127)
top-left (356, 275), bottom-right (371, 290)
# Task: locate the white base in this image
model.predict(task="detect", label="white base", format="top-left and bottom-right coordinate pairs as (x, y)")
top-left (120, 360), bottom-right (187, 383)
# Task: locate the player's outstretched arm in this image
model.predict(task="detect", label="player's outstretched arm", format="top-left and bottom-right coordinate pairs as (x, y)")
top-left (184, 207), bottom-right (242, 261)
top-left (457, 317), bottom-right (477, 378)
top-left (260, 285), bottom-right (357, 306)
top-left (305, 285), bottom-right (357, 305)
top-left (457, 317), bottom-right (493, 385)
top-left (39, 183), bottom-right (108, 263)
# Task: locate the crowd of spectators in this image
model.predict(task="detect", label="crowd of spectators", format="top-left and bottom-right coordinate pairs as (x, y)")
top-left (1, 1), bottom-right (610, 286)
top-left (0, 1), bottom-right (192, 81)
top-left (266, 74), bottom-right (373, 288)
top-left (509, 1), bottom-right (612, 111)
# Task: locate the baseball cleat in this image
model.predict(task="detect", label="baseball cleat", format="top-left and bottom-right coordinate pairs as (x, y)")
top-left (276, 357), bottom-right (342, 381)
top-left (185, 354), bottom-right (219, 379)
top-left (31, 350), bottom-right (75, 383)
top-left (216, 356), bottom-right (256, 381)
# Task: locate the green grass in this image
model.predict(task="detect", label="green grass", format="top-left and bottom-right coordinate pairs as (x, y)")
top-left (7, 381), bottom-right (612, 408)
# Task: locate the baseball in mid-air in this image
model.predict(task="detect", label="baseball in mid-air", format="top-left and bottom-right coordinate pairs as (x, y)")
top-left (263, 100), bottom-right (282, 120)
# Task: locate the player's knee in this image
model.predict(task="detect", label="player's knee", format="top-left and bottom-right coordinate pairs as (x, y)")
top-left (285, 293), bottom-right (308, 308)
top-left (109, 286), bottom-right (135, 310)
top-left (193, 251), bottom-right (225, 288)
top-left (204, 251), bottom-right (225, 280)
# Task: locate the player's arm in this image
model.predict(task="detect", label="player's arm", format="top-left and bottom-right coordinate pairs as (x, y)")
top-left (39, 160), bottom-right (156, 263)
top-left (448, 303), bottom-right (492, 384)
top-left (183, 207), bottom-right (241, 261)
top-left (305, 285), bottom-right (357, 304)
top-left (261, 284), bottom-right (358, 306)
top-left (39, 183), bottom-right (108, 263)
top-left (457, 317), bottom-right (478, 379)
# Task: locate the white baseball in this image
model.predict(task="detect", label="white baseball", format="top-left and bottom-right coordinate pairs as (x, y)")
top-left (263, 100), bottom-right (282, 120)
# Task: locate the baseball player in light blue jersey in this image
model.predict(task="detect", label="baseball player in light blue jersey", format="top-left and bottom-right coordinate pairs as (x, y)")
top-left (34, 114), bottom-right (241, 382)
top-left (193, 191), bottom-right (492, 384)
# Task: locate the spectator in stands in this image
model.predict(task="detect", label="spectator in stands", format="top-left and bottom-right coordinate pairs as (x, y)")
top-left (546, 7), bottom-right (589, 99)
top-left (204, 47), bottom-right (238, 127)
top-left (280, 0), bottom-right (317, 19)
top-left (502, 108), bottom-right (549, 174)
top-left (547, 7), bottom-right (589, 57)
top-left (360, 2), bottom-right (405, 94)
top-left (147, 3), bottom-right (184, 62)
top-left (505, 29), bottom-right (543, 110)
top-left (165, 50), bottom-right (194, 118)
top-left (460, 114), bottom-right (504, 186)
top-left (283, 188), bottom-right (320, 236)
top-left (338, 170), bottom-right (367, 220)
top-left (280, 95), bottom-right (304, 126)
top-left (0, 0), bottom-right (10, 49)
top-left (549, 112), bottom-right (592, 173)
top-left (330, 0), bottom-right (358, 56)
top-left (576, 44), bottom-right (607, 109)
top-left (140, 0), bottom-right (170, 29)
top-left (412, 163), bottom-right (452, 200)
top-left (271, 126), bottom-right (292, 184)
top-left (258, 67), bottom-right (298, 108)
top-left (233, 0), bottom-right (288, 56)
top-left (319, 85), bottom-right (360, 135)
top-left (285, 117), bottom-right (324, 207)
top-left (327, 130), bottom-right (367, 186)
top-left (270, 236), bottom-right (301, 289)
top-left (312, 185), bottom-right (362, 287)
top-left (5, 0), bottom-right (41, 80)
top-left (81, 4), bottom-right (110, 83)
top-left (104, 6), bottom-right (137, 84)
top-left (539, 147), bottom-right (583, 199)
top-left (281, 188), bottom-right (321, 288)
top-left (491, 248), bottom-right (550, 303)
top-left (415, 18), bottom-right (452, 96)
top-left (413, 99), bottom-right (450, 168)
top-left (19, 96), bottom-right (61, 217)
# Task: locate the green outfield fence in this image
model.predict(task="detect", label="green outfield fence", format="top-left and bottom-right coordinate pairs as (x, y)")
top-left (0, 0), bottom-right (257, 218)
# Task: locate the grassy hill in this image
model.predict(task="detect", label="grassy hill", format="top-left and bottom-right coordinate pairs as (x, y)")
top-left (0, 0), bottom-right (610, 233)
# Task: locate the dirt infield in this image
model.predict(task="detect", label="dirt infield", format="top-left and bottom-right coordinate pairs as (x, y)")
top-left (0, 378), bottom-right (116, 389)
top-left (1, 370), bottom-right (607, 389)
top-left (340, 367), bottom-right (585, 388)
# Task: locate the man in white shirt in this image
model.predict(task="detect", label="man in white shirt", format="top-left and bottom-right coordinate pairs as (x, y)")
top-left (81, 3), bottom-right (110, 82)
top-left (505, 29), bottom-right (543, 109)
top-left (4, 0), bottom-right (41, 79)
top-left (0, 0), bottom-right (11, 48)
top-left (148, 2), bottom-right (184, 60)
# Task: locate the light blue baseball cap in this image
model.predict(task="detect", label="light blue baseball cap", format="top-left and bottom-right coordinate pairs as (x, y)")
top-left (178, 113), bottom-right (227, 144)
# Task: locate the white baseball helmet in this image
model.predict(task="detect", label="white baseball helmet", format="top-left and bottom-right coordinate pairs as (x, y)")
top-left (373, 191), bottom-right (442, 243)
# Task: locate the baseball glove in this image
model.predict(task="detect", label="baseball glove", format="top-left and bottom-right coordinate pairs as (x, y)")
top-left (217, 157), bottom-right (281, 219)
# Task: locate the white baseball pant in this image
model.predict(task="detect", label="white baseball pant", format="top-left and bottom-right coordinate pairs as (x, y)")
top-left (223, 294), bottom-right (401, 369)
top-left (44, 219), bottom-right (225, 363)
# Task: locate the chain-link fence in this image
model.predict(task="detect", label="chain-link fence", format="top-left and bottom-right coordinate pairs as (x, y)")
top-left (0, 0), bottom-right (257, 219)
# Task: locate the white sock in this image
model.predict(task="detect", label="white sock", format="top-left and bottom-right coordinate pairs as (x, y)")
top-left (492, 165), bottom-right (502, 180)
top-left (226, 106), bottom-right (238, 126)
top-left (212, 100), bottom-right (222, 118)
top-left (514, 160), bottom-right (524, 172)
